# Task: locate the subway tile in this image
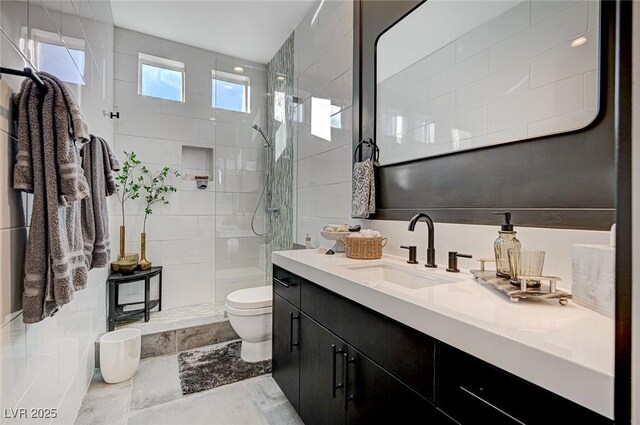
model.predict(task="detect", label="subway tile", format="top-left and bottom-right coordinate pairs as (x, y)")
top-left (488, 91), bottom-right (531, 133)
top-left (298, 145), bottom-right (352, 188)
top-left (453, 106), bottom-right (488, 140)
top-left (115, 28), bottom-right (161, 56)
top-left (298, 62), bottom-right (319, 101)
top-left (490, 1), bottom-right (589, 72)
top-left (161, 286), bottom-right (215, 310)
top-left (528, 108), bottom-right (597, 138)
top-left (162, 263), bottom-right (200, 291)
top-left (430, 50), bottom-right (490, 99)
top-left (215, 237), bottom-right (266, 262)
top-left (114, 52), bottom-right (137, 83)
top-left (298, 183), bottom-right (351, 220)
top-left (529, 74), bottom-right (584, 122)
top-left (529, 29), bottom-right (598, 89)
top-left (216, 214), bottom-right (265, 238)
top-left (456, 61), bottom-right (530, 112)
top-left (456, 1), bottom-right (530, 62)
top-left (531, 0), bottom-right (579, 25)
top-left (406, 42), bottom-right (456, 87)
top-left (317, 32), bottom-right (352, 89)
top-left (197, 262), bottom-right (215, 288)
top-left (215, 193), bottom-right (262, 215)
top-left (113, 134), bottom-right (182, 167)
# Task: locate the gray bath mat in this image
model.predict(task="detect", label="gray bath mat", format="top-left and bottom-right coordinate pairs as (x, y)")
top-left (177, 341), bottom-right (271, 395)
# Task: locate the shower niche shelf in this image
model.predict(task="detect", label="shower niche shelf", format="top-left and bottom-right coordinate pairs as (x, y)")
top-left (181, 145), bottom-right (213, 181)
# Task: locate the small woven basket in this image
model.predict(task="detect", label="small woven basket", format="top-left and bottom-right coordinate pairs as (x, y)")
top-left (342, 236), bottom-right (388, 260)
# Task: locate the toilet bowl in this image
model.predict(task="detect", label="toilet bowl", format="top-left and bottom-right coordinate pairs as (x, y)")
top-left (225, 286), bottom-right (272, 362)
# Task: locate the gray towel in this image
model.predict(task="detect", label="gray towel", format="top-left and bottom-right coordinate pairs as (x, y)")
top-left (351, 159), bottom-right (376, 219)
top-left (13, 74), bottom-right (90, 323)
top-left (82, 135), bottom-right (119, 269)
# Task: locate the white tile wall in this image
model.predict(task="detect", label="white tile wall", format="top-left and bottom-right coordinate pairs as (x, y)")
top-left (377, 0), bottom-right (600, 166)
top-left (0, 0), bottom-right (114, 422)
top-left (362, 220), bottom-right (610, 290)
top-left (293, 0), bottom-right (356, 248)
top-left (112, 28), bottom-right (268, 309)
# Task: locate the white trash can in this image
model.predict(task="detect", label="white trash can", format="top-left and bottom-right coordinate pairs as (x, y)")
top-left (99, 328), bottom-right (141, 383)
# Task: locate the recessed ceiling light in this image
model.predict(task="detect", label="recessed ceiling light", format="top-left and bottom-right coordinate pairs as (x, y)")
top-left (276, 76), bottom-right (285, 81)
top-left (571, 36), bottom-right (587, 47)
top-left (233, 66), bottom-right (244, 73)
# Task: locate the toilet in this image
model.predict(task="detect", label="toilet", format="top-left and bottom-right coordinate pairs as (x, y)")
top-left (225, 286), bottom-right (273, 362)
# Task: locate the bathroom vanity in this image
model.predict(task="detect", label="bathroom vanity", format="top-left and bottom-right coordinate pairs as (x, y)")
top-left (272, 250), bottom-right (614, 424)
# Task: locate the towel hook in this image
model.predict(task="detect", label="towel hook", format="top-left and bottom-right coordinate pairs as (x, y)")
top-left (353, 138), bottom-right (379, 163)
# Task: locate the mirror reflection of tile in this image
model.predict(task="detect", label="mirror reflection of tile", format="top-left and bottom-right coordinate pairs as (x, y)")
top-left (377, 0), bottom-right (600, 165)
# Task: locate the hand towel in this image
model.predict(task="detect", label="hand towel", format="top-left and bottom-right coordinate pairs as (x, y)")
top-left (81, 135), bottom-right (119, 269)
top-left (13, 75), bottom-right (90, 323)
top-left (351, 159), bottom-right (376, 218)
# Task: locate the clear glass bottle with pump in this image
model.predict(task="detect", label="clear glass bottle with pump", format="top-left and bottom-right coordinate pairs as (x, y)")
top-left (493, 212), bottom-right (521, 278)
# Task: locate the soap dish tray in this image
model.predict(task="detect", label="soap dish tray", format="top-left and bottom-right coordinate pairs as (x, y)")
top-left (471, 269), bottom-right (572, 306)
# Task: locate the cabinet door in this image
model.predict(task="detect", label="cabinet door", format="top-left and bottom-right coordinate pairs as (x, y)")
top-left (299, 314), bottom-right (347, 425)
top-left (272, 294), bottom-right (300, 411)
top-left (345, 347), bottom-right (455, 425)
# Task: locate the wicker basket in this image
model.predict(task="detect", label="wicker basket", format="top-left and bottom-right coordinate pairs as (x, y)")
top-left (342, 236), bottom-right (388, 260)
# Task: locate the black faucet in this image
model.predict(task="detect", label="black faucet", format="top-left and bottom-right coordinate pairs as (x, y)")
top-left (407, 213), bottom-right (436, 268)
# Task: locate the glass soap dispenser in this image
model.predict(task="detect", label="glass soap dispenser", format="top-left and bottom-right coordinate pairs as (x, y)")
top-left (493, 212), bottom-right (521, 278)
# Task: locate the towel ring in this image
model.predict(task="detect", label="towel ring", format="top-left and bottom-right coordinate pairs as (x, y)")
top-left (353, 139), bottom-right (379, 163)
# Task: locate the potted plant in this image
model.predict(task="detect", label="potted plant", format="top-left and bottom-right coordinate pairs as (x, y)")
top-left (113, 151), bottom-right (143, 272)
top-left (139, 165), bottom-right (180, 270)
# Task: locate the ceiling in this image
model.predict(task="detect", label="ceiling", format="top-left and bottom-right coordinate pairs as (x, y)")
top-left (110, 0), bottom-right (317, 64)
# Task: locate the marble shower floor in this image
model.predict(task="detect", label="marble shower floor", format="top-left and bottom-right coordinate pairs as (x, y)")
top-left (116, 303), bottom-right (226, 335)
top-left (75, 340), bottom-right (303, 425)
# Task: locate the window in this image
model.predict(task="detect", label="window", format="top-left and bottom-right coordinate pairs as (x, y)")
top-left (31, 28), bottom-right (85, 85)
top-left (138, 53), bottom-right (185, 102)
top-left (212, 70), bottom-right (250, 113)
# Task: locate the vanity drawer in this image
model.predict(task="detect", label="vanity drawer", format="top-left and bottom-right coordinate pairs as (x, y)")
top-left (273, 266), bottom-right (301, 307)
top-left (437, 344), bottom-right (612, 424)
top-left (301, 279), bottom-right (436, 401)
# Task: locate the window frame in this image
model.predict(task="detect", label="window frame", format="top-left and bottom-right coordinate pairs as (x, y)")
top-left (138, 52), bottom-right (186, 102)
top-left (30, 28), bottom-right (86, 86)
top-left (211, 69), bottom-right (251, 113)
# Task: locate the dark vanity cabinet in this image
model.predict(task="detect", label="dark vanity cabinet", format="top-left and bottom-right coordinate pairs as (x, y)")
top-left (272, 266), bottom-right (612, 425)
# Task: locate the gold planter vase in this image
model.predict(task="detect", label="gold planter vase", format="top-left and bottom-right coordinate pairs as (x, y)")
top-left (111, 225), bottom-right (127, 272)
top-left (139, 232), bottom-right (152, 270)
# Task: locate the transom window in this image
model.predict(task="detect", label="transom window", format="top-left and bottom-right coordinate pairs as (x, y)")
top-left (138, 53), bottom-right (185, 102)
top-left (212, 70), bottom-right (250, 113)
top-left (31, 28), bottom-right (86, 85)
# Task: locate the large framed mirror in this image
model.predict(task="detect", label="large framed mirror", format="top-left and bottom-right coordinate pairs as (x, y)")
top-left (355, 0), bottom-right (615, 230)
top-left (376, 0), bottom-right (600, 165)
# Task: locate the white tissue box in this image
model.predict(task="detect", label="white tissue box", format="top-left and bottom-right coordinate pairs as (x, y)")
top-left (571, 244), bottom-right (615, 318)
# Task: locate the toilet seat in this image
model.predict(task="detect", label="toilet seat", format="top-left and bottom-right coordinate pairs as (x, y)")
top-left (226, 286), bottom-right (272, 310)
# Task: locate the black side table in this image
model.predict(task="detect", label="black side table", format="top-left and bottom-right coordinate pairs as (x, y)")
top-left (107, 266), bottom-right (163, 331)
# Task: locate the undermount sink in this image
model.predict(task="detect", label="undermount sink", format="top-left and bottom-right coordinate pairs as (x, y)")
top-left (340, 262), bottom-right (458, 289)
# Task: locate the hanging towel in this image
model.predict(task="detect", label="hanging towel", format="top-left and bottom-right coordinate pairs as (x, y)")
top-left (81, 135), bottom-right (119, 269)
top-left (13, 73), bottom-right (90, 323)
top-left (351, 158), bottom-right (376, 218)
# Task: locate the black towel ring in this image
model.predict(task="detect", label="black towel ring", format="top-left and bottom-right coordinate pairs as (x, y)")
top-left (353, 138), bottom-right (379, 163)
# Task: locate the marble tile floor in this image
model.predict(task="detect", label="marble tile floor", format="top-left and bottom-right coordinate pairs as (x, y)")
top-left (116, 303), bottom-right (226, 335)
top-left (75, 340), bottom-right (303, 425)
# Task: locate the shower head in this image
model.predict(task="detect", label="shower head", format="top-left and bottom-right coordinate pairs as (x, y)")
top-left (252, 124), bottom-right (271, 148)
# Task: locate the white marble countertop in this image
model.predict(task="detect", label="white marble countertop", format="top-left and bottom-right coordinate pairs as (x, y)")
top-left (273, 250), bottom-right (614, 419)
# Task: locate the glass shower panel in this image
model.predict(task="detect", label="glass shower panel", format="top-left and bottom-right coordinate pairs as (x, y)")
top-left (213, 56), bottom-right (269, 307)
